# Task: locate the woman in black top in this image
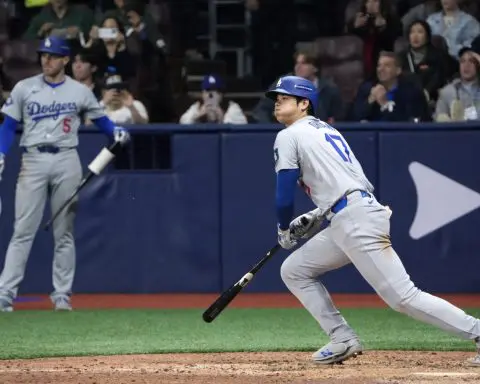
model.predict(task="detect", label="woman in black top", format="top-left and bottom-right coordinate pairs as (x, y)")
top-left (398, 20), bottom-right (452, 102)
top-left (84, 12), bottom-right (137, 82)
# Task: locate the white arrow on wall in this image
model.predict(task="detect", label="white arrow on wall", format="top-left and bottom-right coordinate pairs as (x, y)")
top-left (409, 161), bottom-right (480, 240)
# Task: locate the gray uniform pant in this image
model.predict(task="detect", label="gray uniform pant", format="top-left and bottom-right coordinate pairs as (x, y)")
top-left (281, 191), bottom-right (480, 344)
top-left (0, 148), bottom-right (82, 302)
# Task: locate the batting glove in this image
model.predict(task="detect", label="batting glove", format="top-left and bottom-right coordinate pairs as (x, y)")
top-left (0, 153), bottom-right (4, 182)
top-left (277, 225), bottom-right (297, 250)
top-left (113, 127), bottom-right (131, 145)
top-left (289, 208), bottom-right (322, 239)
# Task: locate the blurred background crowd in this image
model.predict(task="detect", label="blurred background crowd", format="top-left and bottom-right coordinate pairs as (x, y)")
top-left (0, 0), bottom-right (480, 125)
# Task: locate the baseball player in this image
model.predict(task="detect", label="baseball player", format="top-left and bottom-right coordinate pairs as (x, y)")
top-left (269, 75), bottom-right (480, 366)
top-left (0, 36), bottom-right (130, 312)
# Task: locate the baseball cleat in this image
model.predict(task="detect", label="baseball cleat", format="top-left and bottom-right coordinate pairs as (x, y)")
top-left (0, 297), bottom-right (13, 312)
top-left (467, 354), bottom-right (480, 367)
top-left (312, 338), bottom-right (363, 365)
top-left (52, 296), bottom-right (72, 311)
top-left (466, 337), bottom-right (480, 367)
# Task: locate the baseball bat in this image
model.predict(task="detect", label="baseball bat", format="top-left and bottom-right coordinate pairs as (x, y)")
top-left (202, 217), bottom-right (309, 323)
top-left (43, 141), bottom-right (121, 231)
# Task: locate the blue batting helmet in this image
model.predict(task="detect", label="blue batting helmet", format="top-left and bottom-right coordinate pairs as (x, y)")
top-left (37, 36), bottom-right (71, 57)
top-left (265, 75), bottom-right (318, 113)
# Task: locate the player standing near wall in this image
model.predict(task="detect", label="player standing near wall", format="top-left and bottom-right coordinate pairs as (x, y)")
top-left (0, 37), bottom-right (131, 312)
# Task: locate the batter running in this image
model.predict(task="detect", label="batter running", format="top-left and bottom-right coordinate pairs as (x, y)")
top-left (269, 75), bottom-right (480, 366)
top-left (0, 37), bottom-right (130, 312)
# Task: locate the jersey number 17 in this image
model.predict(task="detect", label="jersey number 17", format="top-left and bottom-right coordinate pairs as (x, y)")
top-left (325, 133), bottom-right (352, 163)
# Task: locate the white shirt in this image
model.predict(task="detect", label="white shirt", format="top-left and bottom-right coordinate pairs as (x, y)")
top-left (179, 101), bottom-right (248, 124)
top-left (101, 100), bottom-right (149, 124)
top-left (274, 116), bottom-right (374, 215)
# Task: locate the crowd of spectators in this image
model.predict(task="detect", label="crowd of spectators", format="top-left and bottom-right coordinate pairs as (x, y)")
top-left (0, 0), bottom-right (479, 124)
top-left (251, 0), bottom-right (480, 123)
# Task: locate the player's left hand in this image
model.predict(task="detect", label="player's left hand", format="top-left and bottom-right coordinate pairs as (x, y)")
top-left (277, 225), bottom-right (297, 250)
top-left (289, 210), bottom-right (318, 239)
top-left (113, 127), bottom-right (131, 145)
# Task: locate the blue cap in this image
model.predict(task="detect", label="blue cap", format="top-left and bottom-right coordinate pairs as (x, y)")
top-left (37, 36), bottom-right (71, 57)
top-left (202, 74), bottom-right (223, 91)
top-left (265, 75), bottom-right (318, 113)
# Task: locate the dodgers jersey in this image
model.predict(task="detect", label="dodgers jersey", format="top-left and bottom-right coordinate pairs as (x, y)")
top-left (1, 74), bottom-right (105, 148)
top-left (274, 116), bottom-right (374, 215)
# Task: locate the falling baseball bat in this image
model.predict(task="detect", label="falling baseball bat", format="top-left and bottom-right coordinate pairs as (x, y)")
top-left (43, 141), bottom-right (121, 231)
top-left (202, 217), bottom-right (309, 323)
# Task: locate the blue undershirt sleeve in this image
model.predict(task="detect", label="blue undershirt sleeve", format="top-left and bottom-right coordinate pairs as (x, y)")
top-left (92, 116), bottom-right (115, 136)
top-left (0, 115), bottom-right (19, 155)
top-left (276, 168), bottom-right (300, 230)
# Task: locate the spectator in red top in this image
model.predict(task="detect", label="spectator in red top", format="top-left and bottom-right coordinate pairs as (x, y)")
top-left (347, 0), bottom-right (402, 79)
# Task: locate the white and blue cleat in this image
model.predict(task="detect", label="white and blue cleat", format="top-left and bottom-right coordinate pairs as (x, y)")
top-left (51, 296), bottom-right (72, 311)
top-left (467, 337), bottom-right (480, 367)
top-left (0, 297), bottom-right (13, 312)
top-left (312, 338), bottom-right (363, 365)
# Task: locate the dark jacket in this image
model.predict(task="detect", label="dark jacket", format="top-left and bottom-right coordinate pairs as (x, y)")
top-left (398, 46), bottom-right (450, 101)
top-left (90, 41), bottom-right (137, 81)
top-left (252, 76), bottom-right (345, 123)
top-left (352, 75), bottom-right (431, 122)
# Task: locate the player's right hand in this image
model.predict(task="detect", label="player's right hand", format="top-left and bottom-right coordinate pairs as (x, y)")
top-left (113, 127), bottom-right (131, 145)
top-left (277, 225), bottom-right (297, 250)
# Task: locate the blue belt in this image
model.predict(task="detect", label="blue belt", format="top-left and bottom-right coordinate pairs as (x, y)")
top-left (22, 145), bottom-right (74, 154)
top-left (331, 190), bottom-right (370, 214)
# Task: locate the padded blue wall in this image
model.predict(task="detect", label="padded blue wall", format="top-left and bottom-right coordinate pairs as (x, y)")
top-left (0, 123), bottom-right (479, 294)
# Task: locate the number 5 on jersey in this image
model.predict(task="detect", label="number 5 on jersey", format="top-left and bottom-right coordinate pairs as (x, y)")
top-left (325, 133), bottom-right (352, 163)
top-left (63, 117), bottom-right (72, 133)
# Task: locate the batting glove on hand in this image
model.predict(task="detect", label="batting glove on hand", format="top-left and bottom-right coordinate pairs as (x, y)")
top-left (277, 225), bottom-right (297, 250)
top-left (289, 208), bottom-right (321, 239)
top-left (113, 127), bottom-right (131, 145)
top-left (0, 153), bottom-right (4, 182)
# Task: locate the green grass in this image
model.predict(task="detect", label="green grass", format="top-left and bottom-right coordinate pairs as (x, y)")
top-left (0, 308), bottom-right (479, 359)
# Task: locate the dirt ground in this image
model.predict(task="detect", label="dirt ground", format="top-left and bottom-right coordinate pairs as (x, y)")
top-left (0, 351), bottom-right (479, 384)
top-left (4, 293), bottom-right (480, 384)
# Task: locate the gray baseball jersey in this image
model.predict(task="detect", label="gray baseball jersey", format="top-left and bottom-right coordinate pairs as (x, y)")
top-left (277, 116), bottom-right (480, 361)
top-left (1, 74), bottom-right (105, 148)
top-left (0, 74), bottom-right (106, 309)
top-left (274, 116), bottom-right (374, 215)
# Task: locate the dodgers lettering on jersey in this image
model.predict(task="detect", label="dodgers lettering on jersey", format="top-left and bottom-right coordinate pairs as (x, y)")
top-left (1, 74), bottom-right (105, 148)
top-left (27, 101), bottom-right (78, 121)
top-left (274, 116), bottom-right (374, 215)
